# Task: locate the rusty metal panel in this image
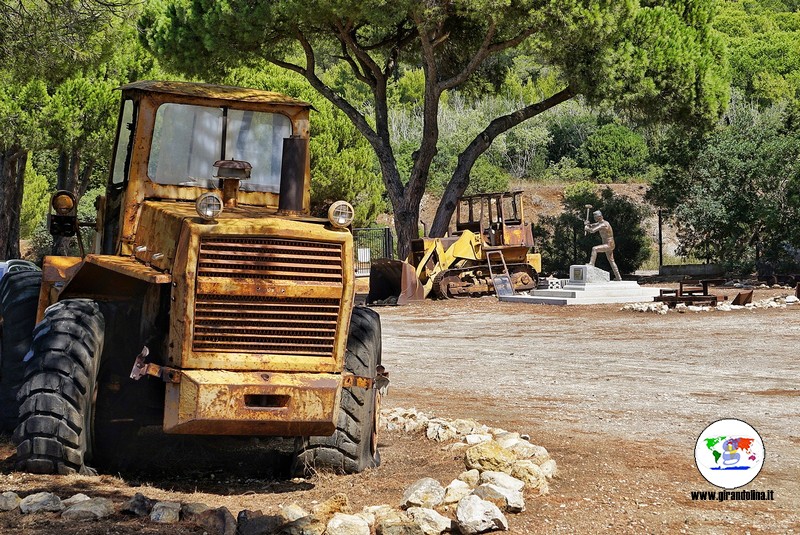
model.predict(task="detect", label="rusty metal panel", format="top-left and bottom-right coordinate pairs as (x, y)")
top-left (119, 80), bottom-right (313, 108)
top-left (83, 255), bottom-right (172, 283)
top-left (166, 217), bottom-right (354, 374)
top-left (163, 370), bottom-right (340, 435)
top-left (197, 236), bottom-right (343, 281)
top-left (37, 256), bottom-right (82, 322)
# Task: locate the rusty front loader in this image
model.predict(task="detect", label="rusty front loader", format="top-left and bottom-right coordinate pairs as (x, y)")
top-left (0, 81), bottom-right (386, 475)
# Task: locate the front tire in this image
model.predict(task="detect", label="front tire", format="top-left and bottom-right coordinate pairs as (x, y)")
top-left (0, 270), bottom-right (42, 432)
top-left (294, 306), bottom-right (382, 474)
top-left (13, 299), bottom-right (104, 475)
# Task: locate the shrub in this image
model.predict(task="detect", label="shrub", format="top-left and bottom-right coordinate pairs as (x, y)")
top-left (577, 124), bottom-right (649, 183)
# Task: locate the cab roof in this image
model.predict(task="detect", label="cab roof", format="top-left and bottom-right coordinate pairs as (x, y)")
top-left (119, 80), bottom-right (312, 108)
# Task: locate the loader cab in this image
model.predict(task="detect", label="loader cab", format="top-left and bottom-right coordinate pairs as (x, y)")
top-left (101, 81), bottom-right (314, 256)
top-left (455, 191), bottom-right (532, 247)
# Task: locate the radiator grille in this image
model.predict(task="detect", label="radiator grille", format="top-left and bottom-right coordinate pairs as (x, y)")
top-left (193, 237), bottom-right (343, 355)
top-left (198, 237), bottom-right (343, 282)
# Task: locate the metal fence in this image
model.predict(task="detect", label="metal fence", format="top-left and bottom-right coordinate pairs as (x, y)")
top-left (352, 227), bottom-right (393, 275)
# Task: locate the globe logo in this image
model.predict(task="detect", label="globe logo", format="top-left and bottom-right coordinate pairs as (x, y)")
top-left (694, 418), bottom-right (765, 489)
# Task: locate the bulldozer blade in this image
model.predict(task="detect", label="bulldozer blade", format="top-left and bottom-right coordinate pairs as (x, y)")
top-left (367, 259), bottom-right (424, 305)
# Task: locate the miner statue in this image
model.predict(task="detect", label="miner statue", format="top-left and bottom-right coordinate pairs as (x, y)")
top-left (584, 210), bottom-right (622, 281)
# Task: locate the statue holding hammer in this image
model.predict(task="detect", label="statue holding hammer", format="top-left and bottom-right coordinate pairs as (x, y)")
top-left (584, 210), bottom-right (622, 281)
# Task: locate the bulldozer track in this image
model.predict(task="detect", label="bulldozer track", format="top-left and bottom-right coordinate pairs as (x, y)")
top-left (432, 263), bottom-right (537, 299)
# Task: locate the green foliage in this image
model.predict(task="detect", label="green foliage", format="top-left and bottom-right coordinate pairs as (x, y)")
top-left (19, 157), bottom-right (50, 239)
top-left (544, 102), bottom-right (600, 164)
top-left (536, 186), bottom-right (650, 276)
top-left (0, 1), bottom-right (134, 83)
top-left (577, 123), bottom-right (649, 183)
top-left (42, 76), bottom-right (118, 156)
top-left (0, 76), bottom-right (49, 150)
top-left (563, 181), bottom-right (599, 206)
top-left (667, 101), bottom-right (800, 272)
top-left (715, 1), bottom-right (800, 104)
top-left (540, 157), bottom-right (592, 183)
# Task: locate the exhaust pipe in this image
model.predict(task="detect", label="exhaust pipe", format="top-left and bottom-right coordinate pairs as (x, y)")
top-left (278, 136), bottom-right (307, 214)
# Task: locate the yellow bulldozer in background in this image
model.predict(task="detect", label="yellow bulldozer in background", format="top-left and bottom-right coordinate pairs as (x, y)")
top-left (368, 191), bottom-right (541, 304)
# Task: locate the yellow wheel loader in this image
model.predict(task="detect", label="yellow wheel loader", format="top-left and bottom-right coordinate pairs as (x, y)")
top-left (1, 81), bottom-right (385, 475)
top-left (368, 191), bottom-right (541, 304)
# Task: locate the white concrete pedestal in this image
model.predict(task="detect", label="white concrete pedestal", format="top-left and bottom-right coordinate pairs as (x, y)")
top-left (499, 265), bottom-right (662, 305)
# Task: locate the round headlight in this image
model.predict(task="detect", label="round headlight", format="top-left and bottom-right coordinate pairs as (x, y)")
top-left (328, 201), bottom-right (354, 228)
top-left (196, 192), bottom-right (223, 220)
top-left (51, 191), bottom-right (76, 215)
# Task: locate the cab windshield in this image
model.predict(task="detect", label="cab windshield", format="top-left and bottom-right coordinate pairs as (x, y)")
top-left (148, 103), bottom-right (292, 193)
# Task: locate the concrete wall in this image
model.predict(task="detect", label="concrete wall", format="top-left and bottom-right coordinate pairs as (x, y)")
top-left (659, 263), bottom-right (724, 277)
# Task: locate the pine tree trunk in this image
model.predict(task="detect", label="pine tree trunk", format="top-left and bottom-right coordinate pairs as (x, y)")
top-left (0, 146), bottom-right (28, 260)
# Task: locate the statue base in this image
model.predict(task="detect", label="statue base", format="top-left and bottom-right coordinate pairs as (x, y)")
top-left (499, 265), bottom-right (661, 305)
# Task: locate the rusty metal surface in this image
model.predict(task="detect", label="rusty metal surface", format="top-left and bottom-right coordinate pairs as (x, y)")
top-left (37, 256), bottom-right (83, 322)
top-left (84, 255), bottom-right (172, 283)
top-left (367, 258), bottom-right (425, 305)
top-left (163, 369), bottom-right (340, 435)
top-left (166, 215), bottom-right (354, 374)
top-left (119, 80), bottom-right (313, 107)
top-left (341, 374), bottom-right (374, 389)
top-left (130, 346), bottom-right (180, 383)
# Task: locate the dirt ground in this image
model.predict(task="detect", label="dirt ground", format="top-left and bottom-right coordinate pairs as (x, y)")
top-left (1, 286), bottom-right (799, 534)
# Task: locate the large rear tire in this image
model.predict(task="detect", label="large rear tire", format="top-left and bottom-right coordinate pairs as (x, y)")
top-left (0, 270), bottom-right (42, 432)
top-left (294, 306), bottom-right (382, 474)
top-left (13, 299), bottom-right (105, 475)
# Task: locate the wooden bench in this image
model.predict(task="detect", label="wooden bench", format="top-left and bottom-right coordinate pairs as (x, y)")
top-left (655, 278), bottom-right (728, 308)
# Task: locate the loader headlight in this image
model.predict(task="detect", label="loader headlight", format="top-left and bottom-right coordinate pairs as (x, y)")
top-left (196, 192), bottom-right (223, 220)
top-left (328, 201), bottom-right (354, 228)
top-left (51, 191), bottom-right (76, 215)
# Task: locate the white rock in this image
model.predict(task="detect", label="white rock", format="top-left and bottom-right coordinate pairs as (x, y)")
top-left (62, 493), bottom-right (92, 507)
top-left (458, 469), bottom-right (480, 487)
top-left (479, 471), bottom-right (525, 492)
top-left (281, 502), bottom-right (310, 522)
top-left (402, 477), bottom-right (445, 509)
top-left (406, 507), bottom-right (453, 535)
top-left (539, 459), bottom-right (558, 479)
top-left (786, 295), bottom-right (799, 304)
top-left (362, 504), bottom-right (397, 521)
top-left (451, 419), bottom-right (486, 435)
top-left (0, 492), bottom-right (21, 512)
top-left (150, 501), bottom-right (181, 523)
top-left (465, 434), bottom-right (493, 445)
top-left (426, 420), bottom-right (458, 442)
top-left (19, 492), bottom-right (64, 514)
top-left (464, 440), bottom-right (516, 473)
top-left (472, 484), bottom-right (525, 513)
top-left (508, 441), bottom-right (550, 464)
top-left (443, 480), bottom-right (473, 505)
top-left (326, 512), bottom-right (370, 535)
top-left (510, 460), bottom-right (546, 490)
top-left (62, 498), bottom-right (114, 521)
top-left (455, 495), bottom-right (508, 534)
top-left (355, 511), bottom-right (375, 527)
top-left (493, 432), bottom-right (520, 450)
